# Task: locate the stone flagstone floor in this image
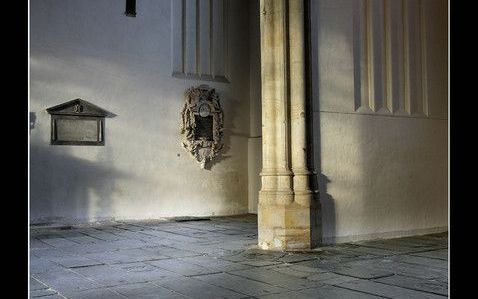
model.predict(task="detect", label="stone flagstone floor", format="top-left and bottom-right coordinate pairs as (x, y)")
top-left (30, 214), bottom-right (448, 298)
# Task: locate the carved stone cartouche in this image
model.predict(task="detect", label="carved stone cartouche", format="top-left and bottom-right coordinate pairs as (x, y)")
top-left (180, 85), bottom-right (224, 168)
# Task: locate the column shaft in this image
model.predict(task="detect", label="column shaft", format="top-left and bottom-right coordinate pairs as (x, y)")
top-left (289, 0), bottom-right (312, 205)
top-left (259, 0), bottom-right (293, 199)
top-left (258, 0), bottom-right (319, 251)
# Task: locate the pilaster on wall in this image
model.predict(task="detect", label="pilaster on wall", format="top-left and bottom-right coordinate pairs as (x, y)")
top-left (258, 0), bottom-right (319, 251)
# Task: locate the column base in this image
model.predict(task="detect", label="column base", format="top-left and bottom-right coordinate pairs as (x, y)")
top-left (258, 191), bottom-right (320, 251)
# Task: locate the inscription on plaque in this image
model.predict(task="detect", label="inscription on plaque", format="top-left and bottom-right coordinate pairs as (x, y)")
top-left (55, 118), bottom-right (101, 142)
top-left (47, 99), bottom-right (114, 146)
top-left (194, 115), bottom-right (213, 141)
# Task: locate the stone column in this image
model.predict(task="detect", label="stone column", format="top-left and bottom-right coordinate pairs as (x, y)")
top-left (258, 0), bottom-right (319, 251)
top-left (289, 0), bottom-right (311, 204)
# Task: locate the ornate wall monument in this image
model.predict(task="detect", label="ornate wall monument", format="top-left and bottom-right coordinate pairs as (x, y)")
top-left (180, 85), bottom-right (224, 169)
top-left (258, 0), bottom-right (320, 250)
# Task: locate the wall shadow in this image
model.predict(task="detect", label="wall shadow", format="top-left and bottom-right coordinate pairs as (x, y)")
top-left (30, 112), bottom-right (37, 130)
top-left (30, 142), bottom-right (132, 225)
top-left (306, 0), bottom-right (336, 246)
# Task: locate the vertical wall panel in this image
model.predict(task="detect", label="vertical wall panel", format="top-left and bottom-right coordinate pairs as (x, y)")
top-left (171, 0), bottom-right (184, 74)
top-left (171, 0), bottom-right (228, 82)
top-left (383, 0), bottom-right (392, 113)
top-left (389, 0), bottom-right (406, 114)
top-left (405, 0), bottom-right (424, 116)
top-left (185, 0), bottom-right (198, 75)
top-left (199, 0), bottom-right (211, 76)
top-left (353, 0), bottom-right (369, 112)
top-left (423, 0), bottom-right (447, 119)
top-left (354, 0), bottom-right (438, 118)
top-left (368, 0), bottom-right (386, 113)
top-left (419, 0), bottom-right (429, 116)
top-left (212, 0), bottom-right (226, 78)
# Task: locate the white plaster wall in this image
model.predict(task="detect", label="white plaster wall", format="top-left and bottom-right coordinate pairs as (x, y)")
top-left (29, 0), bottom-right (252, 224)
top-left (311, 0), bottom-right (448, 243)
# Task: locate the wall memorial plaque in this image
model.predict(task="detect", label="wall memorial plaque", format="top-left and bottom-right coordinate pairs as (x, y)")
top-left (180, 85), bottom-right (224, 168)
top-left (46, 99), bottom-right (115, 146)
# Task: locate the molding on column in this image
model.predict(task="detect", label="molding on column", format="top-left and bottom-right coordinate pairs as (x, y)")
top-left (260, 169), bottom-right (294, 176)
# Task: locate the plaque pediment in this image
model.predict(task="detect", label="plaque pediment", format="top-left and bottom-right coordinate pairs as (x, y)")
top-left (46, 99), bottom-right (115, 117)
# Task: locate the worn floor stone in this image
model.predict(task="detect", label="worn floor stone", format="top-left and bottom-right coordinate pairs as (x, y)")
top-left (32, 295), bottom-right (66, 299)
top-left (263, 263), bottom-right (326, 279)
top-left (112, 282), bottom-right (188, 299)
top-left (374, 274), bottom-right (448, 296)
top-left (307, 271), bottom-right (363, 285)
top-left (30, 257), bottom-right (66, 274)
top-left (258, 284), bottom-right (385, 299)
top-left (30, 215), bottom-right (448, 298)
top-left (30, 288), bottom-right (59, 298)
top-left (30, 276), bottom-right (49, 291)
top-left (337, 279), bottom-right (447, 299)
top-left (229, 267), bottom-right (322, 291)
top-left (48, 255), bottom-right (105, 269)
top-left (32, 268), bottom-right (102, 293)
top-left (147, 258), bottom-right (222, 277)
top-left (155, 277), bottom-right (247, 299)
top-left (389, 254), bottom-right (449, 269)
top-left (178, 255), bottom-right (252, 272)
top-left (60, 287), bottom-right (127, 299)
top-left (193, 272), bottom-right (286, 297)
top-left (412, 249), bottom-right (448, 260)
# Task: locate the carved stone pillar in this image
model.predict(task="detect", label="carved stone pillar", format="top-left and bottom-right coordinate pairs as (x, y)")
top-left (258, 0), bottom-right (319, 251)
